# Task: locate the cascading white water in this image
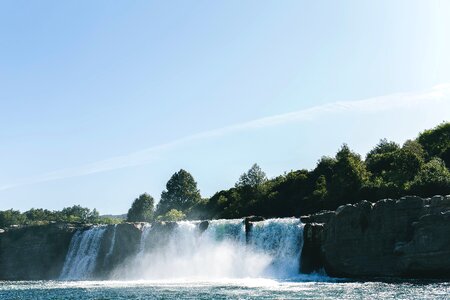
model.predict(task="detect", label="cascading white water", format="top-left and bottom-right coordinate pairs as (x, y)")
top-left (249, 218), bottom-right (304, 278)
top-left (59, 218), bottom-right (304, 280)
top-left (137, 223), bottom-right (152, 256)
top-left (114, 219), bottom-right (269, 279)
top-left (203, 219), bottom-right (246, 243)
top-left (112, 218), bottom-right (304, 280)
top-left (59, 226), bottom-right (107, 280)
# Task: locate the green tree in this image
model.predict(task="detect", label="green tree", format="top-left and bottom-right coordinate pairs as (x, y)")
top-left (0, 209), bottom-right (26, 228)
top-left (312, 156), bottom-right (336, 181)
top-left (390, 145), bottom-right (424, 184)
top-left (367, 138), bottom-right (401, 156)
top-left (235, 163), bottom-right (267, 188)
top-left (157, 209), bottom-right (186, 221)
top-left (402, 139), bottom-right (426, 159)
top-left (311, 175), bottom-right (328, 202)
top-left (408, 157), bottom-right (450, 196)
top-left (365, 139), bottom-right (401, 176)
top-left (327, 144), bottom-right (369, 207)
top-left (156, 169), bottom-right (202, 216)
top-left (61, 205), bottom-right (99, 223)
top-left (24, 208), bottom-right (54, 224)
top-left (364, 139), bottom-right (425, 198)
top-left (417, 122), bottom-right (450, 165)
top-left (127, 193), bottom-right (155, 222)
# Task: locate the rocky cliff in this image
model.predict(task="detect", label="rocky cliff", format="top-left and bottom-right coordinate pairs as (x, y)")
top-left (0, 223), bottom-right (143, 280)
top-left (301, 195), bottom-right (450, 278)
top-left (2, 196), bottom-right (449, 280)
top-left (0, 223), bottom-right (81, 280)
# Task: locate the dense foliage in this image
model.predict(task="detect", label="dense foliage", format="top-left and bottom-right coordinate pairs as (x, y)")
top-left (0, 205), bottom-right (117, 228)
top-left (2, 122), bottom-right (449, 227)
top-left (235, 164), bottom-right (268, 188)
top-left (191, 122), bottom-right (450, 219)
top-left (157, 209), bottom-right (186, 221)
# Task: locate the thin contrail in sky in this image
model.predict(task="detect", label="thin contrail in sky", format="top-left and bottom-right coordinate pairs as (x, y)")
top-left (0, 83), bottom-right (449, 192)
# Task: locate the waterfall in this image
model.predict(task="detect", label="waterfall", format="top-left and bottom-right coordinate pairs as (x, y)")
top-left (115, 219), bottom-right (268, 279)
top-left (203, 219), bottom-right (246, 243)
top-left (60, 218), bottom-right (304, 280)
top-left (248, 218), bottom-right (304, 278)
top-left (113, 218), bottom-right (304, 280)
top-left (59, 226), bottom-right (107, 280)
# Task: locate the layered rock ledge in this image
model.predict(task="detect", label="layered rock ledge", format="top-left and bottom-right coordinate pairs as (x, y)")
top-left (300, 195), bottom-right (450, 278)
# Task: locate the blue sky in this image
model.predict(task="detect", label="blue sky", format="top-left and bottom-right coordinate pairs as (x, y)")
top-left (1, 1), bottom-right (450, 214)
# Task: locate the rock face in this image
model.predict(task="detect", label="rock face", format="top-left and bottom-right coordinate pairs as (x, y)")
top-left (301, 195), bottom-right (450, 278)
top-left (300, 223), bottom-right (324, 274)
top-left (244, 216), bottom-right (264, 243)
top-left (94, 223), bottom-right (142, 278)
top-left (0, 223), bottom-right (144, 280)
top-left (0, 223), bottom-right (82, 280)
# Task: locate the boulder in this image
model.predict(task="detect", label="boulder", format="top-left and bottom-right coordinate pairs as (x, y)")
top-left (198, 220), bottom-right (209, 233)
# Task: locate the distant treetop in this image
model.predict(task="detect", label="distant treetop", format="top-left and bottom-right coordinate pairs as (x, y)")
top-left (235, 163), bottom-right (267, 188)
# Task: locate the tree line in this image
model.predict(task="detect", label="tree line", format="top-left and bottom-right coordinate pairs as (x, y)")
top-left (1, 122), bottom-right (449, 227)
top-left (0, 205), bottom-right (124, 228)
top-left (127, 122), bottom-right (450, 221)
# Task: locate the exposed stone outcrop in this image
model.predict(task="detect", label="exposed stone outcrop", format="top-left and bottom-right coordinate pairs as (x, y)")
top-left (0, 223), bottom-right (85, 280)
top-left (198, 220), bottom-right (209, 233)
top-left (301, 195), bottom-right (450, 278)
top-left (300, 223), bottom-right (324, 274)
top-left (244, 216), bottom-right (264, 243)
